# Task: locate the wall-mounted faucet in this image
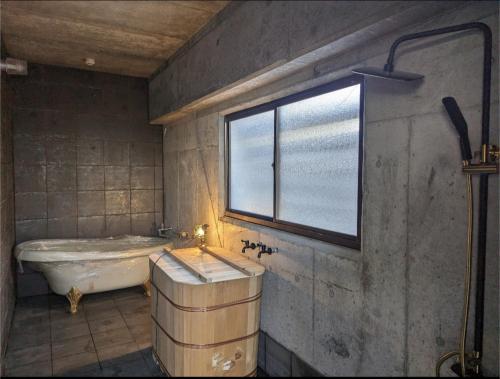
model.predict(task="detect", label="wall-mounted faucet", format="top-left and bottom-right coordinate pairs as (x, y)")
top-left (257, 242), bottom-right (277, 259)
top-left (158, 224), bottom-right (189, 239)
top-left (241, 240), bottom-right (257, 254)
top-left (241, 240), bottom-right (278, 258)
top-left (158, 224), bottom-right (174, 238)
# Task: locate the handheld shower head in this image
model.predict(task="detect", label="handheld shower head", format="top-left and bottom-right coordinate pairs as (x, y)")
top-left (351, 22), bottom-right (493, 375)
top-left (352, 66), bottom-right (424, 82)
top-left (442, 97), bottom-right (472, 162)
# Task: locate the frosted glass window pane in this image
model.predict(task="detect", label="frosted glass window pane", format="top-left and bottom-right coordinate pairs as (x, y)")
top-left (229, 111), bottom-right (274, 217)
top-left (276, 84), bottom-right (360, 235)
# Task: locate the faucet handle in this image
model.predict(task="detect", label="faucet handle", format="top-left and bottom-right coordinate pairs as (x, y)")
top-left (241, 240), bottom-right (257, 253)
top-left (257, 243), bottom-right (277, 259)
top-left (257, 242), bottom-right (266, 259)
top-left (241, 240), bottom-right (250, 254)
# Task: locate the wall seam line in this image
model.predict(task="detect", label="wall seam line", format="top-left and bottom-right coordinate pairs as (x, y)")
top-left (129, 143), bottom-right (132, 234)
top-left (404, 117), bottom-right (413, 376)
top-left (312, 247), bottom-right (316, 368)
top-left (44, 139), bottom-right (48, 237)
top-left (103, 149), bottom-right (107, 237)
top-left (75, 142), bottom-right (79, 237)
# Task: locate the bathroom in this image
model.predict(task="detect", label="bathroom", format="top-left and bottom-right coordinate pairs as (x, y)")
top-left (0, 0), bottom-right (498, 377)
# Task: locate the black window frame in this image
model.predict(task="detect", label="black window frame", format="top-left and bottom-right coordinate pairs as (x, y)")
top-left (224, 75), bottom-right (364, 249)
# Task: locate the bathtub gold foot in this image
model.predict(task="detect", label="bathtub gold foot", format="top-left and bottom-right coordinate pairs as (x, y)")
top-left (142, 280), bottom-right (151, 297)
top-left (66, 287), bottom-right (82, 314)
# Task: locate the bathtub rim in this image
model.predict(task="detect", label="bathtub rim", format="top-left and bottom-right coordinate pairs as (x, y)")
top-left (15, 234), bottom-right (174, 263)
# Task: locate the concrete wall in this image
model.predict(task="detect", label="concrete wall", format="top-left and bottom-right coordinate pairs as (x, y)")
top-left (157, 2), bottom-right (498, 376)
top-left (10, 64), bottom-right (163, 297)
top-left (149, 1), bottom-right (467, 124)
top-left (0, 50), bottom-right (16, 374)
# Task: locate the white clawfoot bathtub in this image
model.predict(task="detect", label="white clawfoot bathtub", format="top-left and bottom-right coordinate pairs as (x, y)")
top-left (15, 235), bottom-right (173, 312)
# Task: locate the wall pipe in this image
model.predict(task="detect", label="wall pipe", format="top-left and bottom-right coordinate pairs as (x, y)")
top-left (387, 22), bottom-right (492, 376)
top-left (354, 21), bottom-right (493, 376)
top-left (396, 22), bottom-right (492, 375)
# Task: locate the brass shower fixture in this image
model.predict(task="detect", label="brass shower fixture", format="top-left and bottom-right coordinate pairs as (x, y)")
top-left (353, 22), bottom-right (496, 377)
top-left (462, 144), bottom-right (498, 175)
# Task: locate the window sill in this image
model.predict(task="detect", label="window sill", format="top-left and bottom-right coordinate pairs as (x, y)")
top-left (221, 211), bottom-right (361, 250)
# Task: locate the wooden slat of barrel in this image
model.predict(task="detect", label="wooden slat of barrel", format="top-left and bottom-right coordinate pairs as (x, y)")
top-left (150, 249), bottom-right (263, 308)
top-left (149, 246), bottom-right (265, 377)
top-left (153, 324), bottom-right (259, 377)
top-left (199, 245), bottom-right (257, 277)
top-left (171, 248), bottom-right (250, 282)
top-left (152, 286), bottom-right (261, 345)
top-left (200, 246), bottom-right (265, 276)
top-left (167, 248), bottom-right (213, 282)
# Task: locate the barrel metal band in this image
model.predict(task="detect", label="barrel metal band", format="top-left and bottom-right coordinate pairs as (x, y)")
top-left (152, 348), bottom-right (172, 377)
top-left (151, 281), bottom-right (262, 312)
top-left (152, 348), bottom-right (257, 377)
top-left (151, 314), bottom-right (259, 349)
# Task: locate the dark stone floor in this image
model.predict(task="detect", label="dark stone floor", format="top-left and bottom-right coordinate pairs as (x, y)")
top-left (4, 286), bottom-right (164, 377)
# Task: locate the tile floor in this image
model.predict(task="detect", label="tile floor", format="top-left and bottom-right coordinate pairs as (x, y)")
top-left (4, 286), bottom-right (164, 377)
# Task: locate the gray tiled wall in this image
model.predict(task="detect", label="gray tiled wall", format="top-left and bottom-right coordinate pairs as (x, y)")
top-left (258, 332), bottom-right (322, 377)
top-left (11, 64), bottom-right (163, 297)
top-left (1, 53), bottom-right (16, 372)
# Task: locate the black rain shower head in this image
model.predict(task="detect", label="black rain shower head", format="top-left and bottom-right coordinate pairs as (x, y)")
top-left (351, 66), bottom-right (424, 81)
top-left (352, 22), bottom-right (491, 89)
top-left (350, 21), bottom-right (493, 375)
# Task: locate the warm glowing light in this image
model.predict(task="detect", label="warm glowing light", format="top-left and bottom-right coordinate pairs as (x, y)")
top-left (194, 224), bottom-right (206, 238)
top-left (194, 224), bottom-right (209, 246)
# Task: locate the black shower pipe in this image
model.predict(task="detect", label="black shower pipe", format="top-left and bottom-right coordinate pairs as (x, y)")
top-left (384, 22), bottom-right (492, 366)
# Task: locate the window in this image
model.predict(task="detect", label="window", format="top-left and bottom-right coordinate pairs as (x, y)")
top-left (225, 76), bottom-right (363, 248)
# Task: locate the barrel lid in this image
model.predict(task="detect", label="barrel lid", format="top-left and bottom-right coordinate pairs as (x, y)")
top-left (150, 246), bottom-right (265, 285)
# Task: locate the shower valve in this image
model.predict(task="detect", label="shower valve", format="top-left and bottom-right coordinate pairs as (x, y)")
top-left (257, 243), bottom-right (277, 259)
top-left (241, 240), bottom-right (257, 254)
top-left (488, 145), bottom-right (499, 161)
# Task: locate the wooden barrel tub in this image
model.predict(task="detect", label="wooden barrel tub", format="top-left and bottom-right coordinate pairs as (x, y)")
top-left (149, 245), bottom-right (265, 377)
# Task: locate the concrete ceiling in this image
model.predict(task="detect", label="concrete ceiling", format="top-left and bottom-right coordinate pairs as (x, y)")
top-left (0, 1), bottom-right (228, 78)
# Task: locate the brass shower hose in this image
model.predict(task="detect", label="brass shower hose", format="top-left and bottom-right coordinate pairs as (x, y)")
top-left (435, 167), bottom-right (474, 377)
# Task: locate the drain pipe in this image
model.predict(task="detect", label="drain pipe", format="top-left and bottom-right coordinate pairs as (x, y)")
top-left (0, 57), bottom-right (28, 75)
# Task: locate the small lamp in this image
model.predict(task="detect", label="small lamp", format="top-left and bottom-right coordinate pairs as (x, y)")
top-left (193, 224), bottom-right (209, 246)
